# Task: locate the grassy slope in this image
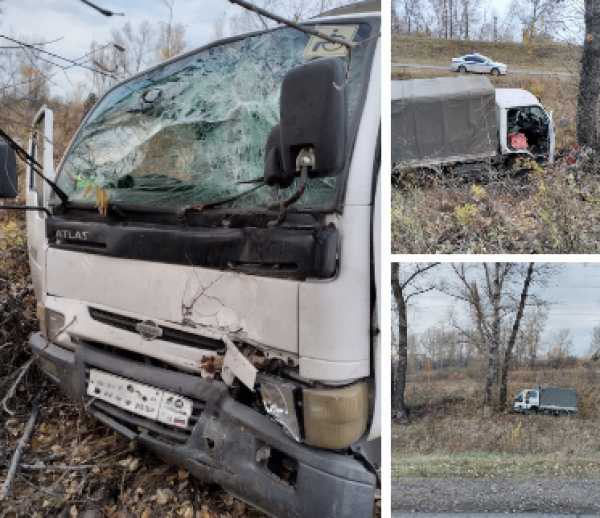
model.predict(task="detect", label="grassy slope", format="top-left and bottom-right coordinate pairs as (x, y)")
top-left (392, 366), bottom-right (600, 479)
top-left (392, 34), bottom-right (581, 72)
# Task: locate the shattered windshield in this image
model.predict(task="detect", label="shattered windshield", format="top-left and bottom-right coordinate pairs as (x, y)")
top-left (55, 23), bottom-right (374, 212)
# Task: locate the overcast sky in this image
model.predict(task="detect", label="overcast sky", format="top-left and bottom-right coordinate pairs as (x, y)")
top-left (0, 0), bottom-right (256, 97)
top-left (406, 263), bottom-right (600, 357)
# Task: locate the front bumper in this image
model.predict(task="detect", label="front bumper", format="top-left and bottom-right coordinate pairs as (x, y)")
top-left (31, 333), bottom-right (376, 518)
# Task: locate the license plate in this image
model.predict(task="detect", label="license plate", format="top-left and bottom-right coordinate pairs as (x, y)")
top-left (87, 369), bottom-right (193, 429)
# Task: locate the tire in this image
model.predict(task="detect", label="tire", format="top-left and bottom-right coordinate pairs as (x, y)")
top-left (458, 65), bottom-right (467, 73)
top-left (491, 68), bottom-right (500, 76)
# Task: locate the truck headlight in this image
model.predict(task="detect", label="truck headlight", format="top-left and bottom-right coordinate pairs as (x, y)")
top-left (303, 382), bottom-right (369, 450)
top-left (259, 377), bottom-right (370, 450)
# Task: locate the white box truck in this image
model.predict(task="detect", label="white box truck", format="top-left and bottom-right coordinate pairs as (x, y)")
top-left (0, 3), bottom-right (381, 516)
top-left (512, 387), bottom-right (577, 415)
top-left (391, 76), bottom-right (555, 173)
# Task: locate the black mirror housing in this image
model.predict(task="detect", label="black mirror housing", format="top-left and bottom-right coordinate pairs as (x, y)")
top-left (0, 139), bottom-right (18, 198)
top-left (279, 57), bottom-right (346, 178)
top-left (264, 125), bottom-right (295, 188)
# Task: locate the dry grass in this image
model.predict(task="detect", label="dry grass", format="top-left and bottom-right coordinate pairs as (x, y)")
top-left (392, 366), bottom-right (600, 480)
top-left (392, 153), bottom-right (600, 253)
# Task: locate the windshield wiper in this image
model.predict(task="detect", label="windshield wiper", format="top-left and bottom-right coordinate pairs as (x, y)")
top-left (177, 182), bottom-right (268, 217)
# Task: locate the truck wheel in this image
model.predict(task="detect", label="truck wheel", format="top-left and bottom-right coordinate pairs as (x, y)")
top-left (491, 68), bottom-right (500, 76)
top-left (458, 65), bottom-right (467, 73)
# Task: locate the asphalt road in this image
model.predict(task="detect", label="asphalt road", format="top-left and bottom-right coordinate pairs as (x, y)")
top-left (393, 514), bottom-right (598, 517)
top-left (392, 478), bottom-right (600, 514)
top-left (392, 62), bottom-right (576, 78)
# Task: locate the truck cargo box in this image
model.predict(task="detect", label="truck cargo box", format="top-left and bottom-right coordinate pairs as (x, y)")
top-left (391, 76), bottom-right (499, 167)
top-left (540, 387), bottom-right (577, 411)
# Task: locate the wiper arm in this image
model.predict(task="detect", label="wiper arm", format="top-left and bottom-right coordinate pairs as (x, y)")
top-left (177, 182), bottom-right (267, 217)
top-left (0, 127), bottom-right (69, 206)
top-left (178, 147), bottom-right (315, 221)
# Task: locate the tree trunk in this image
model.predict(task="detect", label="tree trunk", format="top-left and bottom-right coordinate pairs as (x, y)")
top-left (499, 263), bottom-right (535, 409)
top-left (483, 264), bottom-right (501, 414)
top-left (391, 264), bottom-right (409, 423)
top-left (577, 0), bottom-right (600, 150)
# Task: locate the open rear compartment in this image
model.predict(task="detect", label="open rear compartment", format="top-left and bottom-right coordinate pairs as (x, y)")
top-left (506, 105), bottom-right (550, 160)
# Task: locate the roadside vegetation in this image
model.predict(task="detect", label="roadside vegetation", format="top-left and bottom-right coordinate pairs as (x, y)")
top-left (392, 150), bottom-right (600, 254)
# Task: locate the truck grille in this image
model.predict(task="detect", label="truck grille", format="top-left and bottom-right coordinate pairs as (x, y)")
top-left (88, 307), bottom-right (225, 352)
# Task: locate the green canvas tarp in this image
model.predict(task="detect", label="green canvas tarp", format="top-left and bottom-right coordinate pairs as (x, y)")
top-left (391, 76), bottom-right (499, 167)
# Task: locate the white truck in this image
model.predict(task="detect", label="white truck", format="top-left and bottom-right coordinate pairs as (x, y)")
top-left (0, 3), bottom-right (381, 516)
top-left (512, 387), bottom-right (577, 415)
top-left (391, 76), bottom-right (555, 173)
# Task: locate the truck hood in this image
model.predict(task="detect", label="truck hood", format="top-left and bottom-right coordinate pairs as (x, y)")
top-left (46, 248), bottom-right (299, 355)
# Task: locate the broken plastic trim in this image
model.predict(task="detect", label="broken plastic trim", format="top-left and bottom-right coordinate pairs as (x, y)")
top-left (258, 374), bottom-right (302, 442)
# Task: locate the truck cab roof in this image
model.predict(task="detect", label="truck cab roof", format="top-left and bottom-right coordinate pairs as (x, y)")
top-left (496, 88), bottom-right (541, 109)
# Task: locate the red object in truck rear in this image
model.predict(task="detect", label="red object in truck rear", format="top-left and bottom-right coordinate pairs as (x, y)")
top-left (508, 132), bottom-right (528, 149)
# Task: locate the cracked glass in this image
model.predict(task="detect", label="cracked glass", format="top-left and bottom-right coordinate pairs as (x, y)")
top-left (55, 23), bottom-right (373, 212)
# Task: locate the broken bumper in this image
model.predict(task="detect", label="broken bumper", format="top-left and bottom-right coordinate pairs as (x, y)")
top-left (30, 334), bottom-right (376, 518)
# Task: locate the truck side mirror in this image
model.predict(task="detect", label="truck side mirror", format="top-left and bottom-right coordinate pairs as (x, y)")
top-left (0, 139), bottom-right (18, 198)
top-left (279, 57), bottom-right (346, 178)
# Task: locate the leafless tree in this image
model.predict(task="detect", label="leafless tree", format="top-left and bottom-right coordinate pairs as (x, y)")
top-left (211, 16), bottom-right (227, 41)
top-left (546, 328), bottom-right (573, 363)
top-left (498, 262), bottom-right (535, 408)
top-left (513, 0), bottom-right (568, 41)
top-left (444, 263), bottom-right (551, 415)
top-left (111, 21), bottom-right (154, 76)
top-left (157, 0), bottom-right (186, 61)
top-left (577, 0), bottom-right (600, 151)
top-left (517, 307), bottom-right (548, 368)
top-left (588, 324), bottom-right (600, 360)
top-left (391, 262), bottom-right (439, 423)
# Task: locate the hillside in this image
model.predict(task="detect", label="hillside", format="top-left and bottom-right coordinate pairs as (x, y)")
top-left (392, 34), bottom-right (582, 73)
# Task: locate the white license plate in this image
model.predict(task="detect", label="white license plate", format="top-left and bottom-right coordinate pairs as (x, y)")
top-left (87, 369), bottom-right (193, 429)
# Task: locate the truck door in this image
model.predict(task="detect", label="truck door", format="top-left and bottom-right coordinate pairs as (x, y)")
top-left (526, 390), bottom-right (538, 409)
top-left (26, 107), bottom-right (54, 303)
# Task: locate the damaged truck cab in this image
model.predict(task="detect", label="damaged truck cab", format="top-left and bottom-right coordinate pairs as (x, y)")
top-left (496, 88), bottom-right (555, 164)
top-left (1, 5), bottom-right (381, 518)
